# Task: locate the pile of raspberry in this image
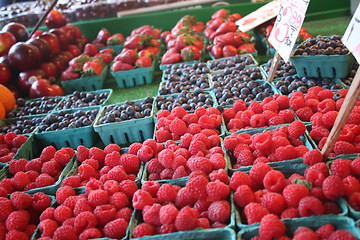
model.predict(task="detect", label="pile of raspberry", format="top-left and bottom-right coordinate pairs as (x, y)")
top-left (253, 214), bottom-right (357, 240)
top-left (0, 146), bottom-right (74, 194)
top-left (38, 178), bottom-right (138, 240)
top-left (0, 191), bottom-right (52, 240)
top-left (289, 87), bottom-right (359, 157)
top-left (223, 96), bottom-right (295, 133)
top-left (224, 121), bottom-right (310, 168)
top-left (232, 160), bottom-right (344, 226)
top-left (61, 144), bottom-right (142, 188)
top-left (154, 106), bottom-right (222, 143)
top-left (141, 133), bottom-right (224, 181)
top-left (0, 132), bottom-right (28, 163)
top-left (131, 170), bottom-right (231, 238)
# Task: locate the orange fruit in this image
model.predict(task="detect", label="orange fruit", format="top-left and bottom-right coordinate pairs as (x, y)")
top-left (0, 102), bottom-right (5, 120)
top-left (0, 84), bottom-right (16, 113)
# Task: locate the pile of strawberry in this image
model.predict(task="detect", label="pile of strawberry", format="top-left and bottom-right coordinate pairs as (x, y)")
top-left (0, 191), bottom-right (52, 240)
top-left (61, 144), bottom-right (142, 188)
top-left (140, 132), bottom-right (224, 181)
top-left (223, 96), bottom-right (295, 133)
top-left (131, 172), bottom-right (231, 238)
top-left (0, 146), bottom-right (73, 194)
top-left (0, 132), bottom-right (28, 163)
top-left (205, 9), bottom-right (256, 59)
top-left (224, 121), bottom-right (311, 168)
top-left (232, 159), bottom-right (345, 226)
top-left (154, 106), bottom-right (222, 143)
top-left (92, 28), bottom-right (124, 48)
top-left (111, 25), bottom-right (161, 72)
top-left (253, 214), bottom-right (357, 240)
top-left (37, 180), bottom-right (138, 239)
top-left (288, 87), bottom-right (359, 157)
top-left (61, 44), bottom-right (112, 81)
top-left (160, 15), bottom-right (205, 65)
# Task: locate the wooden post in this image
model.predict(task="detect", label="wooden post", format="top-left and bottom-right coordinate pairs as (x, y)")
top-left (266, 51), bottom-right (281, 82)
top-left (321, 70), bottom-right (360, 159)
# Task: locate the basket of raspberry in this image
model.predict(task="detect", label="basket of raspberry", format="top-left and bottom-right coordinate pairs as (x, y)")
top-left (93, 97), bottom-right (154, 147)
top-left (1, 191), bottom-right (56, 240)
top-left (33, 177), bottom-right (140, 240)
top-left (231, 160), bottom-right (348, 229)
top-left (222, 97), bottom-right (303, 136)
top-left (224, 121), bottom-right (316, 172)
top-left (35, 107), bottom-right (101, 149)
top-left (288, 87), bottom-right (360, 157)
top-left (289, 35), bottom-right (356, 79)
top-left (207, 54), bottom-right (258, 73)
top-left (237, 215), bottom-right (360, 240)
top-left (259, 58), bottom-right (297, 79)
top-left (153, 106), bottom-right (223, 144)
top-left (0, 146), bottom-right (75, 195)
top-left (140, 132), bottom-right (229, 185)
top-left (5, 96), bottom-right (64, 119)
top-left (128, 175), bottom-right (236, 239)
top-left (61, 144), bottom-right (145, 189)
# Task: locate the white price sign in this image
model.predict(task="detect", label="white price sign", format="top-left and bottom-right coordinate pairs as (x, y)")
top-left (343, 4), bottom-right (360, 63)
top-left (268, 0), bottom-right (310, 62)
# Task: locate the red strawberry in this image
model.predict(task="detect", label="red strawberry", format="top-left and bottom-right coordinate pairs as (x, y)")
top-left (107, 33), bottom-right (124, 46)
top-left (124, 34), bottom-right (153, 50)
top-left (161, 31), bottom-right (171, 41)
top-left (193, 40), bottom-right (204, 51)
top-left (214, 32), bottom-right (243, 47)
top-left (69, 54), bottom-right (90, 71)
top-left (214, 22), bottom-right (237, 35)
top-left (84, 43), bottom-right (99, 57)
top-left (100, 48), bottom-right (116, 56)
top-left (191, 22), bottom-right (205, 33)
top-left (94, 52), bottom-right (113, 64)
top-left (149, 39), bottom-right (160, 49)
top-left (161, 52), bottom-right (182, 65)
top-left (237, 32), bottom-right (251, 43)
top-left (115, 49), bottom-right (137, 65)
top-left (210, 45), bottom-right (223, 59)
top-left (83, 61), bottom-right (103, 75)
top-left (135, 56), bottom-right (152, 68)
top-left (181, 45), bottom-right (201, 61)
top-left (173, 34), bottom-right (196, 52)
top-left (227, 13), bottom-right (242, 22)
top-left (265, 25), bottom-right (273, 38)
top-left (112, 62), bottom-right (134, 72)
top-left (207, 18), bottom-right (224, 31)
top-left (238, 43), bottom-right (256, 54)
top-left (222, 45), bottom-right (238, 57)
top-left (61, 70), bottom-right (80, 81)
top-left (143, 46), bottom-right (159, 56)
top-left (138, 49), bottom-right (153, 59)
top-left (96, 28), bottom-right (111, 44)
top-left (205, 28), bottom-right (215, 39)
top-left (212, 9), bottom-right (228, 19)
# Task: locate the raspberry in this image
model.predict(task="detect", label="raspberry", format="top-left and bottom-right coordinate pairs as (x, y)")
top-left (73, 198), bottom-right (92, 216)
top-left (40, 219), bottom-right (58, 237)
top-left (56, 186), bottom-right (75, 205)
top-left (41, 160), bottom-right (60, 177)
top-left (296, 107), bottom-right (313, 122)
top-left (324, 201), bottom-right (341, 214)
top-left (288, 121), bottom-right (306, 138)
top-left (10, 192), bottom-right (32, 210)
top-left (259, 214), bottom-right (285, 240)
top-left (333, 141), bottom-right (356, 155)
top-left (169, 118), bottom-right (188, 135)
top-left (328, 230), bottom-right (357, 240)
top-left (263, 170), bottom-right (286, 193)
top-left (234, 185), bottom-right (254, 208)
top-left (117, 207), bottom-right (132, 222)
top-left (275, 145), bottom-right (298, 162)
top-left (74, 211), bottom-right (98, 234)
top-left (5, 230), bottom-right (28, 240)
top-left (143, 139), bottom-right (158, 155)
top-left (280, 207), bottom-right (299, 219)
top-left (158, 148), bottom-right (174, 169)
top-left (78, 163), bottom-right (96, 180)
top-left (26, 224), bottom-right (37, 238)
top-left (159, 204), bottom-right (179, 225)
top-left (209, 153), bottom-right (226, 170)
top-left (137, 145), bottom-right (154, 162)
top-left (249, 163), bottom-right (272, 189)
top-left (76, 146), bottom-right (89, 162)
top-left (40, 146), bottom-right (56, 162)
top-left (252, 132), bottom-right (272, 151)
top-left (249, 114), bottom-right (266, 128)
top-left (322, 111), bottom-right (338, 128)
top-left (3, 132), bottom-right (16, 145)
top-left (132, 223), bottom-right (155, 238)
top-left (322, 175), bottom-right (345, 201)
top-left (141, 181), bottom-right (160, 198)
top-left (298, 196), bottom-right (324, 217)
top-left (230, 171), bottom-right (254, 191)
top-left (331, 159), bottom-right (352, 179)
top-left (85, 179), bottom-right (103, 192)
top-left (39, 207), bottom-right (55, 221)
top-left (317, 89), bottom-right (334, 101)
top-left (6, 210), bottom-right (29, 231)
top-left (11, 171), bottom-right (30, 191)
top-left (263, 100), bottom-right (280, 113)
top-left (9, 158), bottom-right (27, 175)
top-left (88, 189), bottom-right (109, 207)
top-left (175, 187), bottom-right (197, 208)
top-left (278, 109), bottom-right (294, 123)
top-left (290, 96), bottom-right (305, 111)
top-left (315, 224), bottom-right (335, 239)
top-left (183, 113), bottom-right (199, 125)
top-left (104, 151), bottom-right (120, 168)
top-left (189, 140), bottom-right (207, 156)
top-left (54, 205), bottom-right (72, 224)
top-left (107, 166), bottom-right (128, 182)
top-left (171, 106), bottom-right (187, 118)
top-left (275, 95), bottom-right (290, 109)
top-left (351, 157), bottom-right (360, 177)
top-left (209, 169), bottom-right (229, 184)
top-left (187, 157), bottom-right (212, 174)
top-left (104, 144), bottom-right (121, 154)
top-left (206, 180), bottom-right (230, 202)
top-left (89, 147), bottom-right (105, 162)
top-left (54, 150), bottom-right (71, 166)
top-left (233, 99), bottom-right (247, 112)
top-left (244, 202), bottom-right (269, 224)
top-left (143, 203), bottom-right (161, 226)
top-left (343, 176), bottom-right (360, 198)
top-left (157, 109), bottom-right (171, 119)
top-left (62, 196), bottom-right (79, 210)
top-left (25, 157), bottom-right (43, 173)
top-left (62, 176), bottom-right (81, 188)
top-left (32, 192), bottom-right (51, 212)
top-left (119, 180), bottom-right (137, 199)
top-left (174, 207), bottom-right (199, 231)
top-left (282, 183), bottom-right (310, 207)
top-left (128, 143), bottom-right (142, 155)
top-left (208, 200), bottom-right (230, 223)
top-left (34, 173), bottom-right (55, 188)
top-left (53, 225), bottom-right (77, 240)
top-left (303, 149), bottom-right (323, 165)
top-left (157, 184), bottom-right (178, 203)
top-left (133, 190), bottom-right (155, 210)
top-left (93, 205), bottom-right (116, 227)
top-left (261, 192), bottom-right (286, 215)
top-left (186, 175), bottom-right (208, 199)
top-left (118, 154), bottom-right (140, 174)
top-left (79, 228), bottom-right (102, 240)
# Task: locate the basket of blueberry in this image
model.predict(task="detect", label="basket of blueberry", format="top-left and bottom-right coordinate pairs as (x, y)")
top-left (93, 97), bottom-right (155, 146)
top-left (35, 107), bottom-right (101, 149)
top-left (207, 54), bottom-right (258, 73)
top-left (0, 115), bottom-right (45, 135)
top-left (290, 35), bottom-right (355, 78)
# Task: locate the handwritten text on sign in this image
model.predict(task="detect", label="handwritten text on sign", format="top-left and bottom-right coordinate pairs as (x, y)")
top-left (343, 4), bottom-right (360, 63)
top-left (268, 0), bottom-right (310, 62)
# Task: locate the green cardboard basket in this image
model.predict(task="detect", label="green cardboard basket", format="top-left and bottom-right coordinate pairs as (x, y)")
top-left (35, 107), bottom-right (101, 149)
top-left (61, 65), bottom-right (109, 94)
top-left (111, 64), bottom-right (154, 89)
top-left (100, 44), bottom-right (124, 54)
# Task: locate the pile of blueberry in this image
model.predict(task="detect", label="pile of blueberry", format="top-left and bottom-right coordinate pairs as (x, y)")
top-left (6, 97), bottom-right (62, 118)
top-left (99, 97), bottom-right (154, 124)
top-left (207, 54), bottom-right (256, 71)
top-left (341, 62), bottom-right (359, 86)
top-left (262, 59), bottom-right (297, 79)
top-left (38, 109), bottom-right (99, 132)
top-left (159, 74), bottom-right (210, 95)
top-left (56, 91), bottom-right (110, 110)
top-left (294, 35), bottom-right (349, 56)
top-left (275, 75), bottom-right (343, 95)
top-left (163, 63), bottom-right (210, 76)
top-left (0, 116), bottom-right (44, 135)
top-left (156, 89), bottom-right (214, 112)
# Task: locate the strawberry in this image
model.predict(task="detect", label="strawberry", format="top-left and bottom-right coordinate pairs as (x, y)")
top-left (107, 33), bottom-right (124, 46)
top-left (205, 28), bottom-right (215, 39)
top-left (214, 22), bottom-right (237, 35)
top-left (143, 46), bottom-right (159, 56)
top-left (207, 18), bottom-right (224, 31)
top-left (212, 9), bottom-right (228, 20)
top-left (135, 56), bottom-right (152, 68)
top-left (227, 13), bottom-right (242, 22)
top-left (112, 62), bottom-right (134, 72)
top-left (94, 52), bottom-right (113, 64)
top-left (180, 45), bottom-right (201, 61)
top-left (114, 49), bottom-right (137, 65)
top-left (214, 32), bottom-right (243, 47)
top-left (96, 28), bottom-right (111, 45)
top-left (124, 34), bottom-right (153, 50)
top-left (238, 43), bottom-right (256, 54)
top-left (69, 54), bottom-right (91, 71)
top-left (191, 22), bottom-right (205, 33)
top-left (100, 48), bottom-right (116, 56)
top-left (210, 45), bottom-right (223, 59)
top-left (131, 25), bottom-right (151, 36)
top-left (150, 39), bottom-right (160, 49)
top-left (173, 34), bottom-right (198, 52)
top-left (193, 40), bottom-right (204, 51)
top-left (161, 31), bottom-right (171, 41)
top-left (165, 34), bottom-right (175, 44)
top-left (138, 49), bottom-right (153, 59)
top-left (61, 70), bottom-right (80, 81)
top-left (237, 32), bottom-right (251, 43)
top-left (222, 45), bottom-right (238, 57)
top-left (265, 25), bottom-right (273, 38)
top-left (83, 61), bottom-right (103, 75)
top-left (161, 52), bottom-right (182, 65)
top-left (84, 43), bottom-right (99, 57)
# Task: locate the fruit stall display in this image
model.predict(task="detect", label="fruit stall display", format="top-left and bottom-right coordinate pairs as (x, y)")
top-left (0, 0), bottom-right (360, 239)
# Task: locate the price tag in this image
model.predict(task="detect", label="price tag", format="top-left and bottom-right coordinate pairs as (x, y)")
top-left (268, 0), bottom-right (310, 62)
top-left (343, 4), bottom-right (360, 63)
